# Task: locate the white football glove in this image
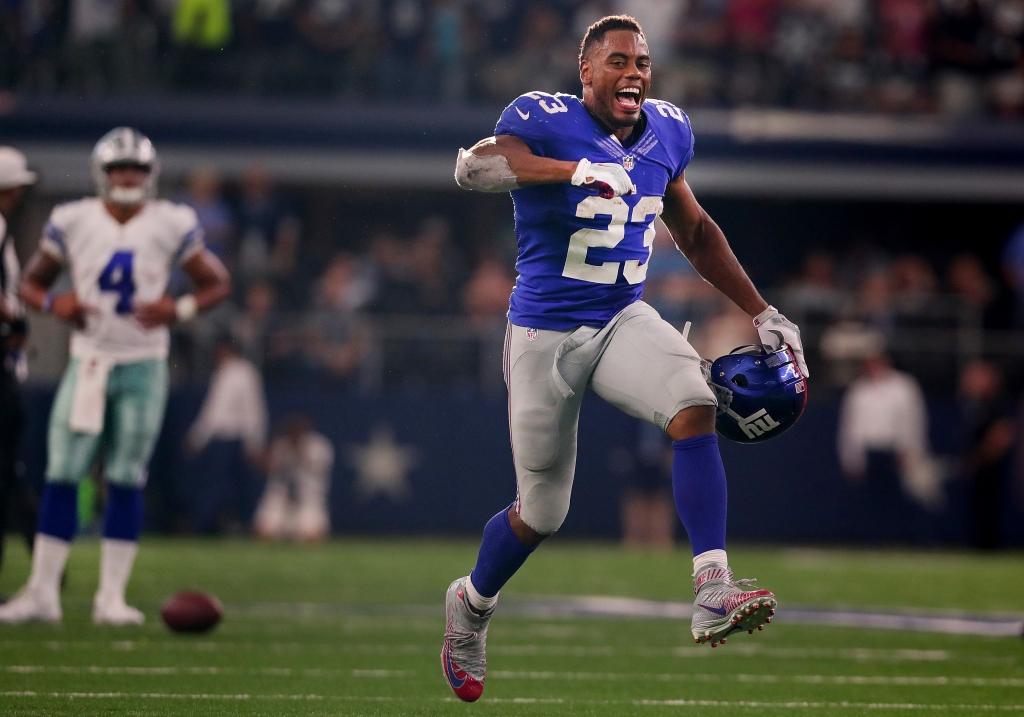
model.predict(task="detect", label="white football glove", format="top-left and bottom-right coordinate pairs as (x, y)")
top-left (571, 158), bottom-right (636, 198)
top-left (753, 305), bottom-right (810, 378)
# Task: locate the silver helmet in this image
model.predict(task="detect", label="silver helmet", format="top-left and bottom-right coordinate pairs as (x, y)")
top-left (90, 127), bottom-right (160, 206)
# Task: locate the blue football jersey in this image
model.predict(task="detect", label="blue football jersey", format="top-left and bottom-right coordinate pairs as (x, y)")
top-left (495, 91), bottom-right (695, 330)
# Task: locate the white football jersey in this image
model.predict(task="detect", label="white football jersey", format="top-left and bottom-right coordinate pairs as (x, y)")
top-left (40, 197), bottom-right (205, 363)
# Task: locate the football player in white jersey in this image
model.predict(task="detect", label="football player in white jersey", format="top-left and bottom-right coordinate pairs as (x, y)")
top-left (0, 128), bottom-right (231, 625)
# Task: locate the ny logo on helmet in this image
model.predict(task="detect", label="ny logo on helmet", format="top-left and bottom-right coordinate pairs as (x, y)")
top-left (737, 408), bottom-right (780, 440)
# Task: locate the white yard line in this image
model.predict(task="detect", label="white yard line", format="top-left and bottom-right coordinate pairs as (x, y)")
top-left (0, 666), bottom-right (412, 677)
top-left (2, 692), bottom-right (1023, 710)
top-left (4, 665), bottom-right (1021, 687)
top-left (0, 641), bottom-right (959, 662)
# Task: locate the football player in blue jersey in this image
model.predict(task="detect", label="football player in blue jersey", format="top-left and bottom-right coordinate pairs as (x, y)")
top-left (442, 15), bottom-right (809, 702)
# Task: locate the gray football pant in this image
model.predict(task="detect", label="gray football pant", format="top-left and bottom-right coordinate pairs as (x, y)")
top-left (504, 301), bottom-right (717, 534)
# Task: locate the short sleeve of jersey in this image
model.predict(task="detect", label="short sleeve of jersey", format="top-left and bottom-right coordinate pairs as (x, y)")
top-left (494, 92), bottom-right (577, 157)
top-left (169, 204), bottom-right (205, 265)
top-left (39, 203), bottom-right (74, 262)
top-left (645, 99), bottom-right (695, 181)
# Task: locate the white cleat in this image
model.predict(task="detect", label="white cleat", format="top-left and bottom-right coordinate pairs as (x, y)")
top-left (93, 598), bottom-right (145, 626)
top-left (0, 588), bottom-right (62, 624)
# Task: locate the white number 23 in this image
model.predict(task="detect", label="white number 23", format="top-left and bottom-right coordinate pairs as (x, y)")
top-left (562, 196), bottom-right (663, 285)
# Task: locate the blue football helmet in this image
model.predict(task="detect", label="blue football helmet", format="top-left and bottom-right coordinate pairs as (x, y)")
top-left (709, 344), bottom-right (807, 444)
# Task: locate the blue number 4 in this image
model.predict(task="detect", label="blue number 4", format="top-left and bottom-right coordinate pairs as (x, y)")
top-left (98, 251), bottom-right (136, 315)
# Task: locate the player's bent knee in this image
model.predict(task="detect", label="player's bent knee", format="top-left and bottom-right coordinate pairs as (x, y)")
top-left (517, 484), bottom-right (570, 535)
top-left (667, 404), bottom-right (717, 442)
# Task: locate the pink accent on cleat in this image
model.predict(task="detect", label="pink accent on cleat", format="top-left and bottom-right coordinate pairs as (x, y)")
top-left (757, 625), bottom-right (764, 631)
top-left (748, 629), bottom-right (754, 634)
top-left (766, 617), bottom-right (772, 623)
top-left (711, 642), bottom-right (717, 648)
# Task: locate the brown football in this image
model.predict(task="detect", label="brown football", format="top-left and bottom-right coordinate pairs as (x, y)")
top-left (161, 591), bottom-right (223, 633)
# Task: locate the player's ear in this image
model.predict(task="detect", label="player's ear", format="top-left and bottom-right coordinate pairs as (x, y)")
top-left (580, 58), bottom-right (592, 87)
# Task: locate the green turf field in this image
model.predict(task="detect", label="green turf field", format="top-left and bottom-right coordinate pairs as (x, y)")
top-left (0, 538), bottom-right (1022, 716)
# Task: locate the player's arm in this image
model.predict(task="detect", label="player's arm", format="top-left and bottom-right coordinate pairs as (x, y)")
top-left (134, 249), bottom-right (232, 329)
top-left (662, 173), bottom-right (810, 376)
top-left (455, 135), bottom-right (635, 197)
top-left (19, 250), bottom-right (94, 329)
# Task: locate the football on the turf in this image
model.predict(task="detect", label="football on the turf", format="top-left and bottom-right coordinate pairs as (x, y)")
top-left (161, 591), bottom-right (223, 633)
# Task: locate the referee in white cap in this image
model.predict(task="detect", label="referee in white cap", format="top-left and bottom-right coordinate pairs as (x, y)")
top-left (0, 146), bottom-right (38, 592)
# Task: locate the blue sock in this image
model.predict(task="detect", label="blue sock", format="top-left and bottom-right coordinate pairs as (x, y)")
top-left (102, 485), bottom-right (144, 542)
top-left (672, 433), bottom-right (727, 556)
top-left (37, 484), bottom-right (78, 542)
top-left (469, 505), bottom-right (537, 598)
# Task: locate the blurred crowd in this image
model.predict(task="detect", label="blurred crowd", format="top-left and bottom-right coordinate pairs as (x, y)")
top-left (168, 164), bottom-right (516, 386)
top-left (162, 161), bottom-right (1024, 397)
top-left (2, 0), bottom-right (1024, 117)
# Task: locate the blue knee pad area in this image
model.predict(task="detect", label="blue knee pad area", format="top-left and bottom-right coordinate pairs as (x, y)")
top-left (103, 485), bottom-right (144, 542)
top-left (37, 483), bottom-right (78, 541)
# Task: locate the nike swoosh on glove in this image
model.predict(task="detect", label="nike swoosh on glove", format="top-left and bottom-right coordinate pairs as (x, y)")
top-left (753, 305), bottom-right (810, 378)
top-left (571, 158), bottom-right (636, 198)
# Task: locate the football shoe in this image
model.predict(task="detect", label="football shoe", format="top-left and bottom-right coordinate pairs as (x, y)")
top-left (0, 587), bottom-right (61, 624)
top-left (93, 595), bottom-right (145, 626)
top-left (441, 576), bottom-right (493, 702)
top-left (691, 567), bottom-right (776, 647)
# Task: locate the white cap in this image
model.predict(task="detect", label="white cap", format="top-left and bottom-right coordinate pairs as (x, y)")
top-left (0, 147), bottom-right (37, 189)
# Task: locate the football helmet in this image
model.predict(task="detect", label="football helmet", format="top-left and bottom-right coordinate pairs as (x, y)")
top-left (710, 344), bottom-right (807, 444)
top-left (91, 127), bottom-right (160, 206)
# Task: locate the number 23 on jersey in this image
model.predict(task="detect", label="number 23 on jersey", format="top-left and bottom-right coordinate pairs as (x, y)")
top-left (563, 196), bottom-right (663, 285)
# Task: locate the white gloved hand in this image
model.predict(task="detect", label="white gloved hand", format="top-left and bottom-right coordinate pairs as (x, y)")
top-left (753, 305), bottom-right (810, 378)
top-left (571, 158), bottom-right (636, 198)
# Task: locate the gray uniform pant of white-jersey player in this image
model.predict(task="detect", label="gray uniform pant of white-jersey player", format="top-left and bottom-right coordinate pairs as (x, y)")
top-left (504, 300), bottom-right (717, 535)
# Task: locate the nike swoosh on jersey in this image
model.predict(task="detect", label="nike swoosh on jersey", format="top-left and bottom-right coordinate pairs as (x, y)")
top-left (515, 107), bottom-right (530, 120)
top-left (698, 603), bottom-right (728, 616)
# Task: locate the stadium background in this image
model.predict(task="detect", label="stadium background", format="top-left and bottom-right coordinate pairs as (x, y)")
top-left (3, 0), bottom-right (1024, 547)
top-left (2, 2), bottom-right (1024, 715)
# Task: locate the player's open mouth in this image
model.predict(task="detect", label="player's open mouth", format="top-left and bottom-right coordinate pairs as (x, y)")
top-left (615, 87), bottom-right (641, 112)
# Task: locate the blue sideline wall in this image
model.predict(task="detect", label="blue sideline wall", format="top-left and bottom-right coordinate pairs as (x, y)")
top-left (19, 386), bottom-right (1024, 545)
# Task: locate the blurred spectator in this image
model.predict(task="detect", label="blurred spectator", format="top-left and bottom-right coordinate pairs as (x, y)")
top-left (618, 420), bottom-right (676, 550)
top-left (171, 0), bottom-right (232, 89)
top-left (849, 268), bottom-right (894, 333)
top-left (66, 0), bottom-right (124, 95)
top-left (235, 164), bottom-right (299, 290)
top-left (959, 361), bottom-right (1016, 549)
top-left (946, 253), bottom-right (1001, 327)
top-left (292, 0), bottom-right (365, 95)
top-left (408, 216), bottom-right (466, 314)
top-left (933, 0), bottom-right (989, 116)
top-left (463, 253), bottom-right (515, 327)
top-left (230, 280), bottom-right (278, 369)
top-left (254, 413), bottom-right (334, 542)
top-left (837, 344), bottom-right (946, 512)
top-left (779, 249), bottom-right (848, 315)
top-left (305, 252), bottom-right (369, 382)
top-left (180, 166), bottom-right (235, 262)
top-left (691, 302), bottom-right (759, 360)
top-left (482, 3), bottom-right (577, 100)
top-left (890, 253), bottom-right (938, 311)
top-left (184, 339), bottom-right (268, 533)
top-left (643, 220), bottom-right (720, 325)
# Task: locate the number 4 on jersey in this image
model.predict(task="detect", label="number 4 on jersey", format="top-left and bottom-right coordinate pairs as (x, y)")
top-left (98, 251), bottom-right (136, 314)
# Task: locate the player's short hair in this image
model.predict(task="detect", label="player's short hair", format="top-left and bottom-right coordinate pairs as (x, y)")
top-left (579, 15), bottom-right (645, 63)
